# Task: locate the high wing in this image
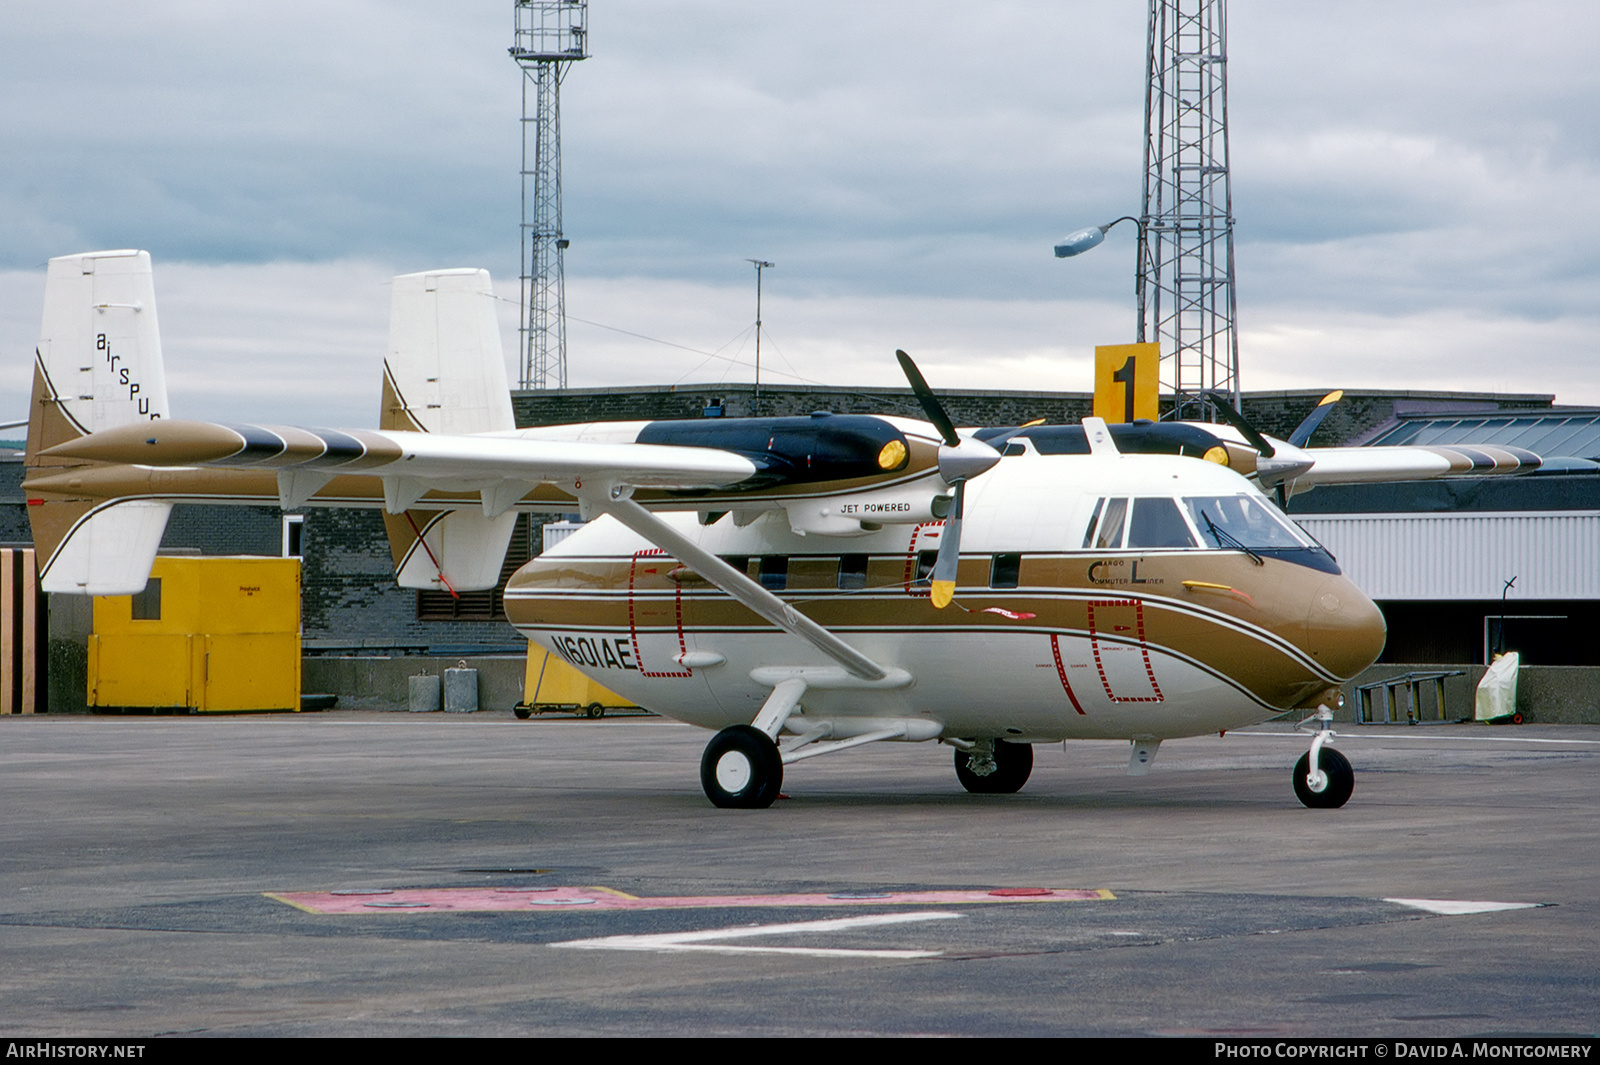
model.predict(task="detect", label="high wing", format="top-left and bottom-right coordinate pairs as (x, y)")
top-left (1266, 440), bottom-right (1542, 490)
top-left (39, 419), bottom-right (763, 510)
top-left (36, 411), bottom-right (964, 687)
top-left (1199, 424), bottom-right (1541, 500)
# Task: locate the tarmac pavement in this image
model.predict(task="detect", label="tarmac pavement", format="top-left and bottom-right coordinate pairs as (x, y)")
top-left (0, 711), bottom-right (1595, 1037)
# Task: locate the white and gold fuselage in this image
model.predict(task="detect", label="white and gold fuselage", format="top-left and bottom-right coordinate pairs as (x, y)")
top-left (505, 448), bottom-right (1385, 743)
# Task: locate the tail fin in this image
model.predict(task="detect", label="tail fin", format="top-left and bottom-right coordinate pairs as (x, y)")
top-left (380, 268), bottom-right (513, 435)
top-left (376, 268), bottom-right (518, 593)
top-left (26, 250), bottom-right (173, 594)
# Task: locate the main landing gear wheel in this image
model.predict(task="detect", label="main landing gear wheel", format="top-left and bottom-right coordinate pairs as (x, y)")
top-left (955, 739), bottom-right (1034, 794)
top-left (1293, 747), bottom-right (1354, 809)
top-left (700, 725), bottom-right (784, 809)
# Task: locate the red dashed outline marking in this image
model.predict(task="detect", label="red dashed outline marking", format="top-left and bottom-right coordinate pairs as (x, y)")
top-left (628, 549), bottom-right (692, 678)
top-left (1049, 634), bottom-right (1087, 715)
top-left (1087, 599), bottom-right (1164, 703)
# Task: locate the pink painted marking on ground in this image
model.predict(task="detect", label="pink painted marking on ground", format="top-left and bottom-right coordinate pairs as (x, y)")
top-left (269, 886), bottom-right (1114, 915)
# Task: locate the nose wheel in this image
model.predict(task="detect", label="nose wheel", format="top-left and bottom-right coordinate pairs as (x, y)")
top-left (1294, 706), bottom-right (1354, 808)
top-left (700, 725), bottom-right (784, 809)
top-left (1293, 747), bottom-right (1353, 808)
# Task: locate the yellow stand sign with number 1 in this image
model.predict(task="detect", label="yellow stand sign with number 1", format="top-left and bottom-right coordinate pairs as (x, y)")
top-left (1093, 343), bottom-right (1160, 424)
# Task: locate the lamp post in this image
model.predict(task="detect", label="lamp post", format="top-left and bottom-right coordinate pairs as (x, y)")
top-left (746, 259), bottom-right (774, 412)
top-left (1054, 216), bottom-right (1147, 344)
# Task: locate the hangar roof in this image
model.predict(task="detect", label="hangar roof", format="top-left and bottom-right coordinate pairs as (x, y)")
top-left (1368, 410), bottom-right (1600, 465)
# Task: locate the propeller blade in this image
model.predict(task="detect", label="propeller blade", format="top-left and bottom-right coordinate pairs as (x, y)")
top-left (893, 349), bottom-right (995, 609)
top-left (984, 417), bottom-right (1047, 452)
top-left (1203, 392), bottom-right (1275, 458)
top-left (895, 349), bottom-right (959, 447)
top-left (930, 479), bottom-right (965, 609)
top-left (1287, 390), bottom-right (1343, 448)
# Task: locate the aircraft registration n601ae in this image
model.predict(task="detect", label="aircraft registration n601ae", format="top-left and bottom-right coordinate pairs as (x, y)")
top-left (23, 251), bottom-right (1543, 809)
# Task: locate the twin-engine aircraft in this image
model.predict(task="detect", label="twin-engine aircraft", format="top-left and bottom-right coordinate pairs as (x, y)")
top-left (23, 251), bottom-right (1542, 809)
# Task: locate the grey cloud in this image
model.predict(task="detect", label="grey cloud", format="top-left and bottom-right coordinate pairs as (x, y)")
top-left (1, 0), bottom-right (1596, 409)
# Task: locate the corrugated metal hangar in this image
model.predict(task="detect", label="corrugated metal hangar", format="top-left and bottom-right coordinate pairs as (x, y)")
top-left (1289, 409), bottom-right (1600, 666)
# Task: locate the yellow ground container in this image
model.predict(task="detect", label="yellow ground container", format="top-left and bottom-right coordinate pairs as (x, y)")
top-left (519, 644), bottom-right (637, 719)
top-left (89, 556), bottom-right (301, 713)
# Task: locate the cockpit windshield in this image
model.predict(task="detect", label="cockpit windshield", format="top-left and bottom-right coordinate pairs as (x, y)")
top-left (1183, 495), bottom-right (1310, 550)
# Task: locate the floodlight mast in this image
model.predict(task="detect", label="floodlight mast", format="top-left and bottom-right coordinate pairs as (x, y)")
top-left (1143, 0), bottom-right (1239, 421)
top-left (511, 1), bottom-right (589, 391)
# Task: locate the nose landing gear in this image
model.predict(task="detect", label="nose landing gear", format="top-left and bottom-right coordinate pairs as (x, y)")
top-left (1294, 706), bottom-right (1354, 808)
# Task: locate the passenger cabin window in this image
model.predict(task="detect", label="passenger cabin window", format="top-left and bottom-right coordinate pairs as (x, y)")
top-left (838, 554), bottom-right (868, 590)
top-left (1126, 498), bottom-right (1198, 549)
top-left (990, 553), bottom-right (1021, 589)
top-left (787, 557), bottom-right (838, 590)
top-left (758, 556), bottom-right (788, 592)
top-left (914, 549), bottom-right (937, 584)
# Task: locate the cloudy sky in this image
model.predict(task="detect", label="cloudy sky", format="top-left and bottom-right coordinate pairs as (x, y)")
top-left (2, 1), bottom-right (1597, 429)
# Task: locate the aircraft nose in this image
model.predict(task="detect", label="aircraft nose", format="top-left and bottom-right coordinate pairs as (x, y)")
top-left (1303, 575), bottom-right (1387, 679)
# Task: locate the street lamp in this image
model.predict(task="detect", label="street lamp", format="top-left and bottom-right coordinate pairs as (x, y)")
top-left (746, 259), bottom-right (774, 413)
top-left (1054, 215), bottom-right (1146, 344)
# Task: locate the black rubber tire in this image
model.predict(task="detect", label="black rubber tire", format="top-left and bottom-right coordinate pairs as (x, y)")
top-left (1293, 747), bottom-right (1354, 808)
top-left (700, 725), bottom-right (784, 809)
top-left (955, 739), bottom-right (1034, 794)
top-left (513, 704), bottom-right (532, 720)
top-left (585, 704), bottom-right (605, 719)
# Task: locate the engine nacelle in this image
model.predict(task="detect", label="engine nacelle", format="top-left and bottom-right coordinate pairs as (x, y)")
top-left (781, 479), bottom-right (951, 537)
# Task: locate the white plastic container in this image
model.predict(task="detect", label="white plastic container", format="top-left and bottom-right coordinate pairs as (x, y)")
top-left (1475, 651), bottom-right (1520, 722)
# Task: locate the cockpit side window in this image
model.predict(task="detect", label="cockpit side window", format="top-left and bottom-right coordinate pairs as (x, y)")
top-left (1094, 498), bottom-right (1128, 550)
top-left (1185, 494), bottom-right (1309, 549)
top-left (1126, 498), bottom-right (1198, 548)
top-left (1081, 498), bottom-right (1105, 549)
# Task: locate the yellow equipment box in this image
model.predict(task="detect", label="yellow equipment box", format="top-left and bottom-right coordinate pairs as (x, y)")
top-left (89, 556), bottom-right (302, 713)
top-left (517, 644), bottom-right (637, 719)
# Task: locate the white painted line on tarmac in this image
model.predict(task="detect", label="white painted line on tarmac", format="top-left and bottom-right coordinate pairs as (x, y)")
top-left (1385, 898), bottom-right (1542, 915)
top-left (550, 909), bottom-right (964, 958)
top-left (1234, 731), bottom-right (1600, 745)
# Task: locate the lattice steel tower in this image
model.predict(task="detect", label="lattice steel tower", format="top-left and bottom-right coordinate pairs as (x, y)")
top-left (511, 1), bottom-right (588, 390)
top-left (1141, 0), bottom-right (1239, 420)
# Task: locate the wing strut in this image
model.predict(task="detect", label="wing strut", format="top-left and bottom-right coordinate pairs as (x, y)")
top-left (594, 496), bottom-right (894, 683)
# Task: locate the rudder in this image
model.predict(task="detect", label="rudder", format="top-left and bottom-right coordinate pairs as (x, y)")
top-left (26, 250), bottom-right (173, 594)
top-left (376, 268), bottom-right (517, 593)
